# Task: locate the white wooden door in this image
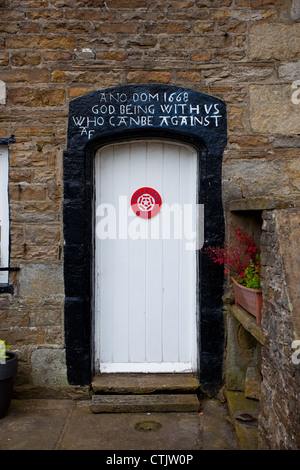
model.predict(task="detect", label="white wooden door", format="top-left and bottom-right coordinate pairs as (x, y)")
top-left (95, 140), bottom-right (198, 373)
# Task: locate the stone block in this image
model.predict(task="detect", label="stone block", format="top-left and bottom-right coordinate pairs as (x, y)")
top-left (65, 10), bottom-right (115, 21)
top-left (145, 23), bottom-right (191, 34)
top-left (249, 85), bottom-right (300, 135)
top-left (11, 245), bottom-right (59, 262)
top-left (278, 61), bottom-right (300, 82)
top-left (95, 23), bottom-right (142, 34)
top-left (275, 209), bottom-right (300, 337)
top-left (291, 0), bottom-right (300, 19)
top-left (90, 394), bottom-right (200, 413)
top-left (11, 52), bottom-right (41, 67)
top-left (43, 21), bottom-right (91, 35)
top-left (96, 52), bottom-right (127, 61)
top-left (18, 263), bottom-right (64, 301)
top-left (126, 71), bottom-right (171, 84)
top-left (245, 366), bottom-right (261, 400)
top-left (24, 225), bottom-right (61, 245)
top-left (6, 36), bottom-right (76, 50)
top-left (223, 158), bottom-right (290, 198)
top-left (105, 0), bottom-right (147, 7)
top-left (225, 312), bottom-right (261, 392)
top-left (9, 87), bottom-right (66, 107)
top-left (43, 51), bottom-right (72, 62)
top-left (31, 348), bottom-right (68, 387)
top-left (0, 80), bottom-right (6, 104)
top-left (249, 24), bottom-right (300, 60)
top-left (0, 53), bottom-right (9, 66)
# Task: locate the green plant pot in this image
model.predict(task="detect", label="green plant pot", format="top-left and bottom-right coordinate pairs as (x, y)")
top-left (0, 352), bottom-right (18, 419)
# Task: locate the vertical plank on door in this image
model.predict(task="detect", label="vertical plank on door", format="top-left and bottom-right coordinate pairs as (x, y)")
top-left (178, 145), bottom-right (197, 365)
top-left (145, 142), bottom-right (163, 364)
top-left (128, 142), bottom-right (147, 363)
top-left (111, 145), bottom-right (130, 363)
top-left (96, 145), bottom-right (114, 365)
top-left (162, 143), bottom-right (180, 363)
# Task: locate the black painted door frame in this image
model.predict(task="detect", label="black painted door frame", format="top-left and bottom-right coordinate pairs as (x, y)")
top-left (63, 84), bottom-right (227, 394)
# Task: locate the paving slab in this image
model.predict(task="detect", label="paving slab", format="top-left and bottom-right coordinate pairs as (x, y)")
top-left (0, 399), bottom-right (74, 450)
top-left (0, 398), bottom-right (240, 451)
top-left (60, 403), bottom-right (202, 450)
top-left (225, 390), bottom-right (259, 450)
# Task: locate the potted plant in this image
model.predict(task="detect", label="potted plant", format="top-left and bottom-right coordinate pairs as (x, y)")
top-left (0, 340), bottom-right (18, 418)
top-left (202, 226), bottom-right (263, 324)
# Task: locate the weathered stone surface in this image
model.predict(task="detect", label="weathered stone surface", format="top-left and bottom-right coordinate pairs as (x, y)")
top-left (249, 24), bottom-right (300, 60)
top-left (126, 71), bottom-right (171, 84)
top-left (258, 209), bottom-right (300, 449)
top-left (249, 85), bottom-right (300, 135)
top-left (229, 196), bottom-right (300, 212)
top-left (92, 373), bottom-right (200, 394)
top-left (278, 61), bottom-right (300, 82)
top-left (245, 367), bottom-right (261, 400)
top-left (275, 209), bottom-right (300, 337)
top-left (90, 394), bottom-right (200, 413)
top-left (19, 263), bottom-right (64, 300)
top-left (290, 0), bottom-right (300, 19)
top-left (229, 305), bottom-right (265, 345)
top-left (225, 311), bottom-right (262, 392)
top-left (31, 349), bottom-right (68, 387)
top-left (223, 158), bottom-right (291, 198)
top-left (6, 36), bottom-right (76, 50)
top-left (226, 391), bottom-right (259, 450)
top-left (0, 80), bottom-right (5, 104)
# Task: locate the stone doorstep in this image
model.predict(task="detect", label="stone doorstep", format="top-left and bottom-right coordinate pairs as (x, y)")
top-left (91, 373), bottom-right (200, 413)
top-left (91, 373), bottom-right (200, 395)
top-left (90, 394), bottom-right (200, 413)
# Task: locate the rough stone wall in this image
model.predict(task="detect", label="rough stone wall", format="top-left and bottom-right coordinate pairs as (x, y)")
top-left (0, 0), bottom-right (299, 402)
top-left (259, 209), bottom-right (300, 450)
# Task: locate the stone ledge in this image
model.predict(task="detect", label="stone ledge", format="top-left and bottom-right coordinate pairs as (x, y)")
top-left (229, 196), bottom-right (300, 213)
top-left (228, 304), bottom-right (265, 345)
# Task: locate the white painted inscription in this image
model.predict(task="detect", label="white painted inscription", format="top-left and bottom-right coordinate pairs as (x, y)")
top-left (72, 90), bottom-right (223, 139)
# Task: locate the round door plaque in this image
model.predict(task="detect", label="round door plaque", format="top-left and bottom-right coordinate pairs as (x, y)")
top-left (131, 187), bottom-right (162, 219)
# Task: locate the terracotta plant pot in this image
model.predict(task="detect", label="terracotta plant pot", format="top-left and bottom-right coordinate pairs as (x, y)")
top-left (0, 351), bottom-right (18, 419)
top-left (231, 277), bottom-right (262, 324)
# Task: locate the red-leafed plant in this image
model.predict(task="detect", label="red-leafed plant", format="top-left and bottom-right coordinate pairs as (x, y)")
top-left (202, 226), bottom-right (262, 290)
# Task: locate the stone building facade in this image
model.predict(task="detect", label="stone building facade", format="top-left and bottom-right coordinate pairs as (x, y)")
top-left (0, 0), bottom-right (299, 450)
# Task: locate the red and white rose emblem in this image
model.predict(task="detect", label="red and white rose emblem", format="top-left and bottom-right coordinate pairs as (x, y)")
top-left (131, 187), bottom-right (162, 219)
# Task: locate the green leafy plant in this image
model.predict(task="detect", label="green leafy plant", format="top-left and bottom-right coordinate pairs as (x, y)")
top-left (0, 340), bottom-right (11, 363)
top-left (238, 258), bottom-right (261, 290)
top-left (202, 226), bottom-right (262, 290)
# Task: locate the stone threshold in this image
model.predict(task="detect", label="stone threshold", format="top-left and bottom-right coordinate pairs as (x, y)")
top-left (91, 373), bottom-right (200, 413)
top-left (92, 373), bottom-right (200, 395)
